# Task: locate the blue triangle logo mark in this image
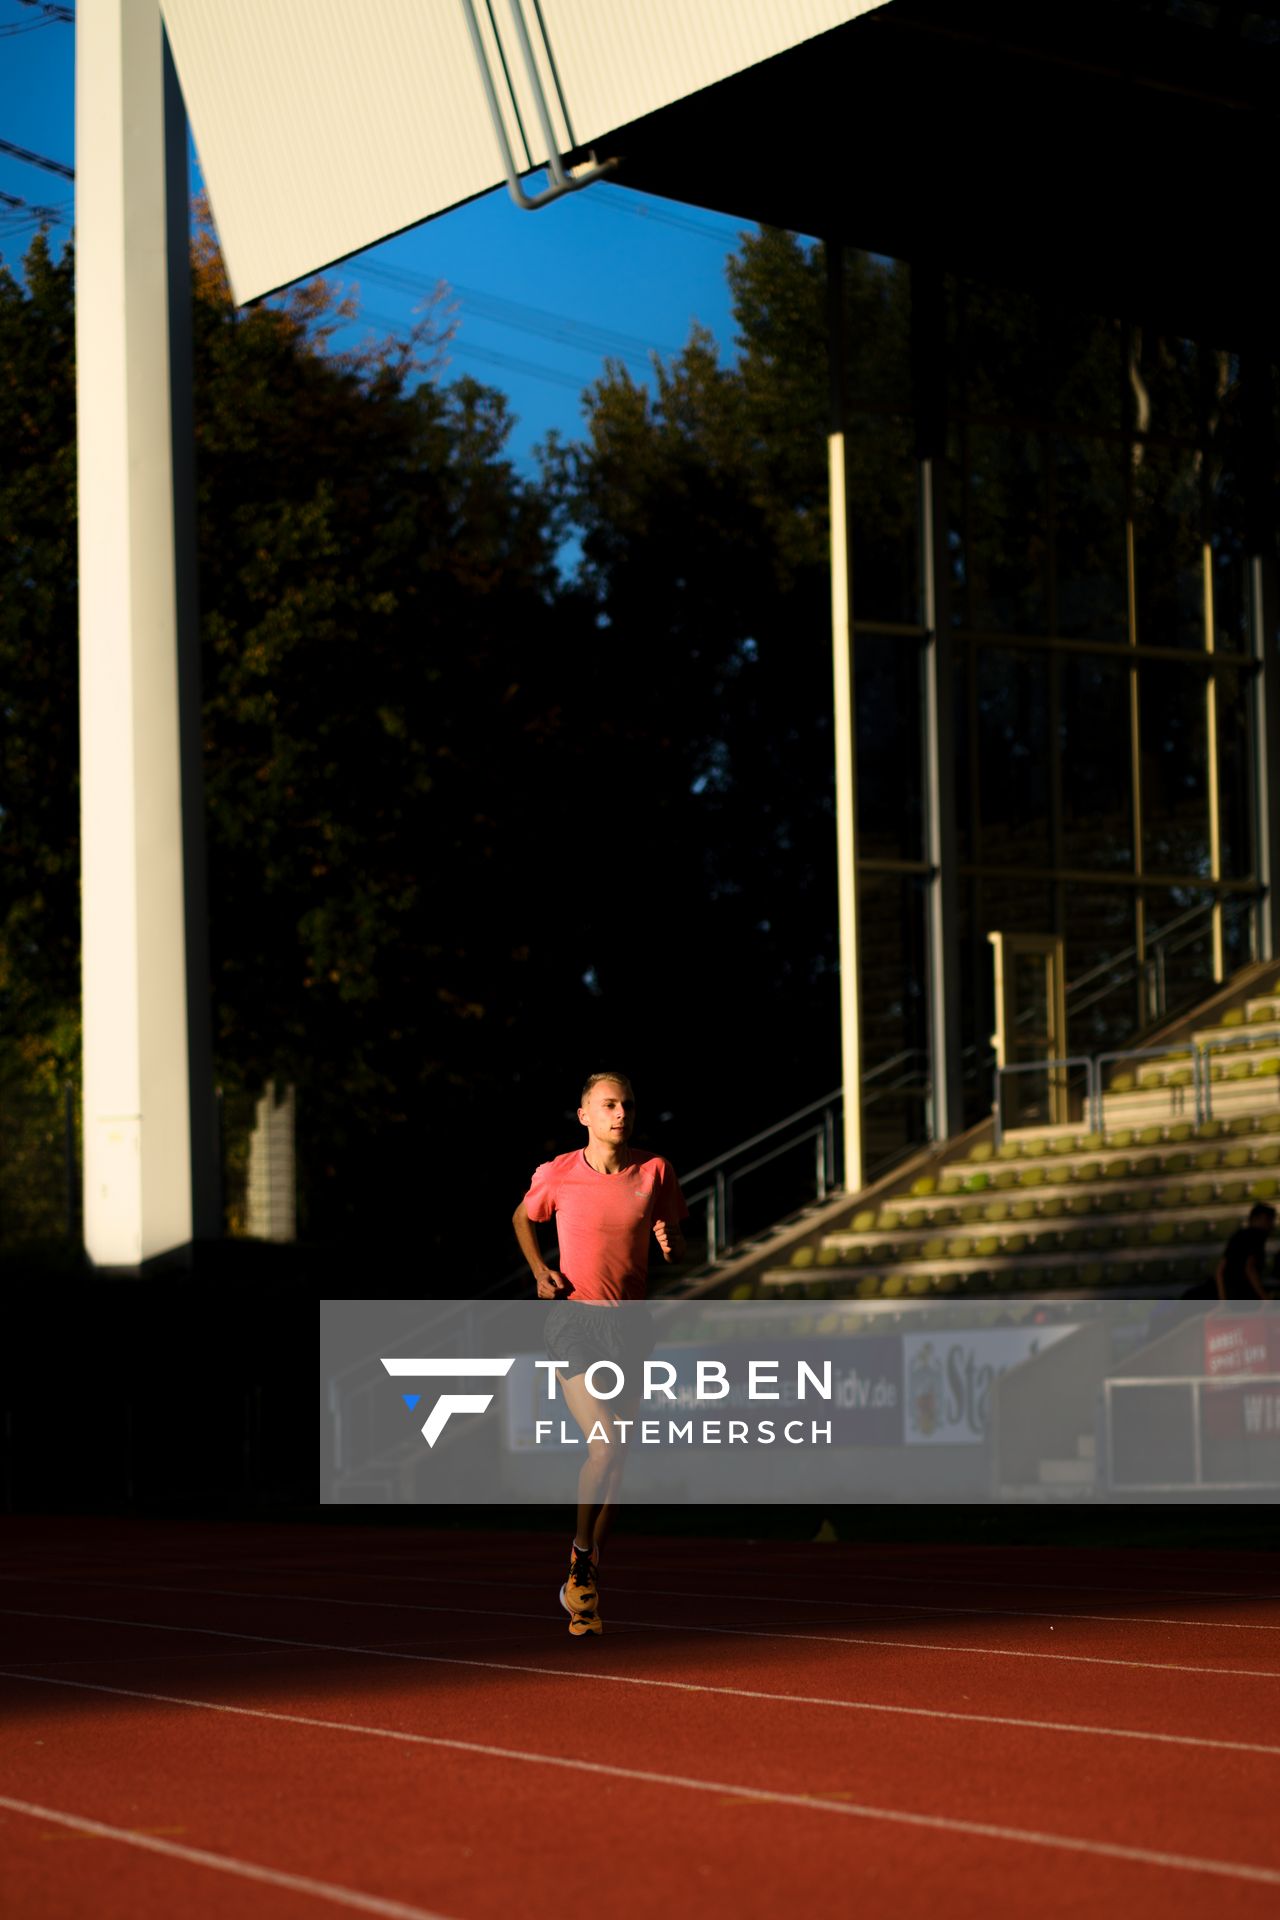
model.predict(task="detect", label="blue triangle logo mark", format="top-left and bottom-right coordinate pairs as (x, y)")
top-left (401, 1393), bottom-right (420, 1412)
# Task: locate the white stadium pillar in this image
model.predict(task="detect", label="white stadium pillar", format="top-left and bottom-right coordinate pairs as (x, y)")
top-left (76, 0), bottom-right (216, 1267)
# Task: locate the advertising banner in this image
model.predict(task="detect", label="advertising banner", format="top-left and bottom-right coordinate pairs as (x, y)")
top-left (902, 1325), bottom-right (1073, 1445)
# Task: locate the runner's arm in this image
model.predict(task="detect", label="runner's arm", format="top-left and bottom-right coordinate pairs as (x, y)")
top-left (512, 1201), bottom-right (570, 1297)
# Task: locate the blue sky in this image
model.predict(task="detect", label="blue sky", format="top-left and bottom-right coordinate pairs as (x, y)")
top-left (0, 1), bottom-right (751, 474)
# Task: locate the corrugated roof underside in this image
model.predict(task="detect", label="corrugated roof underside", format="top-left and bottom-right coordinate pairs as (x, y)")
top-left (160, 0), bottom-right (883, 304)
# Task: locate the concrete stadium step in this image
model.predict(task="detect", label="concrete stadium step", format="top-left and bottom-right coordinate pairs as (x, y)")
top-left (760, 1240), bottom-right (1219, 1293)
top-left (1101, 1079), bottom-right (1280, 1129)
top-left (824, 1203), bottom-right (1254, 1259)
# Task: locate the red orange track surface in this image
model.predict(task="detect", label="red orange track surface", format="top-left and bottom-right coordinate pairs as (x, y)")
top-left (3, 1518), bottom-right (1280, 1919)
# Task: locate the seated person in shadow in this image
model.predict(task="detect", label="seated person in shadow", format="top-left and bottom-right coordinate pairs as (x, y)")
top-left (1215, 1202), bottom-right (1276, 1301)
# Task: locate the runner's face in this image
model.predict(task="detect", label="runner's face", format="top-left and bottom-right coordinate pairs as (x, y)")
top-left (579, 1082), bottom-right (635, 1150)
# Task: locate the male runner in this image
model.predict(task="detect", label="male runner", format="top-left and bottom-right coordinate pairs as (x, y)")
top-left (512, 1072), bottom-right (689, 1637)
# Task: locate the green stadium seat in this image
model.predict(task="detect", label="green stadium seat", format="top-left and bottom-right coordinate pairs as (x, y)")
top-left (921, 1236), bottom-right (947, 1260)
top-left (902, 1209), bottom-right (928, 1229)
top-left (1163, 1151), bottom-right (1192, 1173)
top-left (1102, 1158), bottom-right (1132, 1180)
top-left (964, 1171), bottom-right (990, 1192)
top-left (1003, 1232), bottom-right (1028, 1254)
top-left (851, 1209), bottom-right (877, 1232)
top-left (1167, 1067), bottom-right (1194, 1087)
top-left (1220, 1008), bottom-right (1245, 1028)
top-left (1138, 1125), bottom-right (1164, 1146)
top-left (1079, 1132), bottom-right (1106, 1152)
top-left (907, 1273), bottom-right (932, 1296)
top-left (817, 1245), bottom-right (842, 1266)
top-left (1133, 1156), bottom-right (1160, 1177)
top-left (1109, 1130), bottom-right (1134, 1149)
top-left (1065, 1194), bottom-right (1094, 1216)
top-left (1252, 1178), bottom-right (1279, 1201)
top-left (1222, 1146), bottom-right (1252, 1170)
top-left (1045, 1163), bottom-right (1074, 1185)
top-left (944, 1237), bottom-right (968, 1259)
top-left (1018, 1167), bottom-right (1043, 1188)
top-left (996, 1141), bottom-right (1022, 1161)
top-left (983, 1201), bottom-right (1010, 1224)
top-left (1260, 1114), bottom-right (1280, 1133)
top-left (856, 1275), bottom-right (880, 1299)
top-left (881, 1274), bottom-right (906, 1299)
top-left (1108, 1073), bottom-right (1135, 1093)
top-left (974, 1235), bottom-right (999, 1258)
top-left (1022, 1139), bottom-right (1048, 1158)
top-left (1226, 1061), bottom-right (1254, 1081)
top-left (1086, 1228), bottom-right (1112, 1251)
top-left (1249, 1005), bottom-right (1273, 1023)
top-left (1196, 1120), bottom-right (1225, 1138)
top-left (875, 1209), bottom-right (900, 1231)
top-left (1176, 1220), bottom-right (1206, 1245)
top-left (1150, 1222), bottom-right (1176, 1246)
top-left (1217, 1181), bottom-right (1248, 1204)
top-left (1154, 1186), bottom-right (1184, 1208)
top-left (1254, 1138), bottom-right (1280, 1164)
top-left (1167, 1123), bottom-right (1193, 1143)
top-left (968, 1143), bottom-right (994, 1164)
top-left (1257, 1055), bottom-right (1280, 1077)
top-left (1136, 1066), bottom-right (1165, 1090)
top-left (1080, 1261), bottom-right (1104, 1288)
top-left (1011, 1200), bottom-right (1037, 1222)
top-left (790, 1247), bottom-right (815, 1269)
top-left (1228, 1116), bottom-right (1258, 1136)
top-left (939, 1175), bottom-right (964, 1195)
top-left (911, 1176), bottom-right (937, 1197)
top-left (992, 1168), bottom-right (1020, 1190)
top-left (1039, 1197), bottom-right (1066, 1220)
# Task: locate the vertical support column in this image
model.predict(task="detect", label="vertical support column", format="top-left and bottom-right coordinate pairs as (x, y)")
top-left (1204, 540), bottom-right (1225, 982)
top-left (1245, 348), bottom-right (1280, 964)
top-left (1253, 548), bottom-right (1280, 964)
top-left (914, 262), bottom-right (962, 1142)
top-left (826, 242), bottom-right (863, 1193)
top-left (76, 0), bottom-right (216, 1266)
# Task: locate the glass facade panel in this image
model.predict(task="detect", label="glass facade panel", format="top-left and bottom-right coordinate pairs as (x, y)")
top-left (1215, 663), bottom-right (1255, 880)
top-left (1139, 660), bottom-right (1210, 875)
top-left (1208, 447), bottom-right (1250, 652)
top-left (1060, 654), bottom-right (1133, 870)
top-left (952, 428), bottom-right (1049, 633)
top-left (855, 633), bottom-right (923, 861)
top-left (1063, 886), bottom-right (1139, 1053)
top-left (1144, 886), bottom-right (1215, 1020)
top-left (857, 872), bottom-right (930, 1171)
top-left (1051, 435), bottom-right (1127, 640)
top-left (975, 647), bottom-right (1052, 868)
top-left (848, 413), bottom-right (920, 626)
top-left (1048, 313), bottom-right (1122, 432)
top-left (1131, 330), bottom-right (1201, 443)
top-left (948, 277), bottom-right (1046, 420)
top-left (1132, 444), bottom-right (1205, 650)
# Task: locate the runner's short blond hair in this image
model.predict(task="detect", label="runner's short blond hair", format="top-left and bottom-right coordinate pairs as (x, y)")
top-left (580, 1071), bottom-right (635, 1103)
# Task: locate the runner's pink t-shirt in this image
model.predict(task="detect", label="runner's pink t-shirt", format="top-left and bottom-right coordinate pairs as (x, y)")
top-left (522, 1149), bottom-right (689, 1302)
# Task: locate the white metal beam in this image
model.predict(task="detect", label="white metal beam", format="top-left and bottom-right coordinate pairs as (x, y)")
top-left (76, 0), bottom-right (215, 1267)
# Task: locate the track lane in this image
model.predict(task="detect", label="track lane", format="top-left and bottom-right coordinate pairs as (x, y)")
top-left (5, 1675), bottom-right (1280, 1920)
top-left (4, 1593), bottom-right (1280, 1887)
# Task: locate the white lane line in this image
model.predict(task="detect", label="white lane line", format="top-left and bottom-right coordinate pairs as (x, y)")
top-left (0, 1794), bottom-right (457, 1920)
top-left (7, 1650), bottom-right (1280, 1761)
top-left (4, 1600), bottom-right (1280, 1682)
top-left (2, 1678), bottom-right (1279, 1889)
top-left (4, 1601), bottom-right (1280, 1710)
top-left (8, 1559), bottom-right (1280, 1608)
top-left (7, 1574), bottom-right (1280, 1651)
top-left (6, 1570), bottom-right (1280, 1637)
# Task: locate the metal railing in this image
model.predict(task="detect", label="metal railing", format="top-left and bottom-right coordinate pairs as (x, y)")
top-left (995, 1013), bottom-right (1280, 1139)
top-left (682, 1089), bottom-right (841, 1267)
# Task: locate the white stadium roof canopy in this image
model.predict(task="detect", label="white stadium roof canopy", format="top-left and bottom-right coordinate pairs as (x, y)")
top-left (159, 0), bottom-right (886, 305)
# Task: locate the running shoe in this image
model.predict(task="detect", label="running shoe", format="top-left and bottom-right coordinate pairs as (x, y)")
top-left (563, 1546), bottom-right (598, 1614)
top-left (560, 1573), bottom-right (603, 1637)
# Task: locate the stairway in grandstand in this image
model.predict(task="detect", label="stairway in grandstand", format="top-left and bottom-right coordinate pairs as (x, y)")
top-left (729, 970), bottom-right (1280, 1302)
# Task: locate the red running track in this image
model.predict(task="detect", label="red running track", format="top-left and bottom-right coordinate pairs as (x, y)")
top-left (3, 1518), bottom-right (1280, 1919)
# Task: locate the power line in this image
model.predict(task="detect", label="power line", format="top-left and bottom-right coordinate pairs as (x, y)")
top-left (357, 305), bottom-right (593, 394)
top-left (0, 136), bottom-right (75, 180)
top-left (354, 257), bottom-right (678, 369)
